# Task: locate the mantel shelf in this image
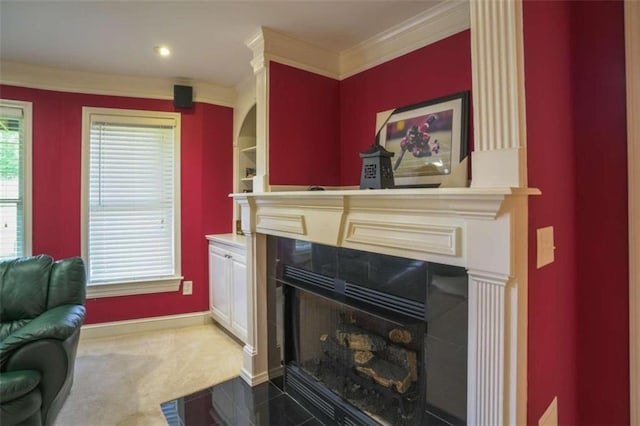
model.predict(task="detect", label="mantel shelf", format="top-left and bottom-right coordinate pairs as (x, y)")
top-left (232, 186), bottom-right (539, 263)
top-left (232, 186), bottom-right (539, 220)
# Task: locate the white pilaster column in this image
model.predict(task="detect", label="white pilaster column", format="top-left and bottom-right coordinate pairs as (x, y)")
top-left (465, 195), bottom-right (528, 425)
top-left (467, 271), bottom-right (508, 425)
top-left (246, 29), bottom-right (270, 193)
top-left (470, 0), bottom-right (528, 188)
top-left (237, 197), bottom-right (269, 385)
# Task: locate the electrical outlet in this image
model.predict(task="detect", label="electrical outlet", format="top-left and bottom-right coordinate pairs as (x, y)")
top-left (182, 280), bottom-right (193, 295)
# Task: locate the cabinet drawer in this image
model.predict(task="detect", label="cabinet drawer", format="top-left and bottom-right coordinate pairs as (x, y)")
top-left (209, 241), bottom-right (246, 259)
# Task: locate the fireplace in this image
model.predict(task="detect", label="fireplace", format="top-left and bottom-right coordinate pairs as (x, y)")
top-left (266, 237), bottom-right (468, 425)
top-left (234, 188), bottom-right (534, 425)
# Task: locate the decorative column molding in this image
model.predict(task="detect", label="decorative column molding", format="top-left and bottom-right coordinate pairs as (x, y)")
top-left (469, 0), bottom-right (528, 188)
top-left (625, 0), bottom-right (640, 423)
top-left (467, 271), bottom-right (508, 425)
top-left (246, 29), bottom-right (270, 192)
top-left (237, 197), bottom-right (270, 386)
top-left (465, 194), bottom-right (529, 426)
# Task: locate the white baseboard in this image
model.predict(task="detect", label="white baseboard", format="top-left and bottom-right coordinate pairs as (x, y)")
top-left (81, 311), bottom-right (212, 340)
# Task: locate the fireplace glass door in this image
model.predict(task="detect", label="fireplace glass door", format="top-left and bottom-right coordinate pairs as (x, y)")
top-left (287, 287), bottom-right (425, 425)
top-left (267, 237), bottom-right (468, 426)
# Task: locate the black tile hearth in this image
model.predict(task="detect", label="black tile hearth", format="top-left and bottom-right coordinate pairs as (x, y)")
top-left (161, 376), bottom-right (318, 426)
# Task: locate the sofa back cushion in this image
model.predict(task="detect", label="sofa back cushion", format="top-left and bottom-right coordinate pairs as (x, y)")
top-left (48, 257), bottom-right (86, 309)
top-left (0, 255), bottom-right (53, 321)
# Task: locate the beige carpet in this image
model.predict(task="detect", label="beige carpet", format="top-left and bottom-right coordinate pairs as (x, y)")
top-left (54, 323), bottom-right (243, 426)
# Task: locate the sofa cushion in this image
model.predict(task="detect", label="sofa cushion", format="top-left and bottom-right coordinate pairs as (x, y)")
top-left (48, 257), bottom-right (87, 309)
top-left (0, 255), bottom-right (53, 321)
top-left (0, 370), bottom-right (41, 402)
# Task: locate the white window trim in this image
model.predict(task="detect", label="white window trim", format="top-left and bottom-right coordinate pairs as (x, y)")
top-left (81, 107), bottom-right (182, 298)
top-left (0, 99), bottom-right (32, 258)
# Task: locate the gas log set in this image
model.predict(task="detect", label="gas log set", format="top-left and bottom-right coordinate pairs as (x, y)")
top-left (297, 313), bottom-right (424, 426)
top-left (320, 324), bottom-right (417, 395)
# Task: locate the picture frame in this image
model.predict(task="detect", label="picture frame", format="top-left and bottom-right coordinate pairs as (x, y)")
top-left (376, 91), bottom-right (469, 187)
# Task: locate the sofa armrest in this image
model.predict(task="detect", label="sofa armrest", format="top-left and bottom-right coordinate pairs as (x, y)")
top-left (0, 305), bottom-right (85, 366)
top-left (3, 331), bottom-right (81, 426)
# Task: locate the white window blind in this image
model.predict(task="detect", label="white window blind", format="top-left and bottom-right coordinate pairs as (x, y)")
top-left (0, 103), bottom-right (30, 260)
top-left (85, 109), bottom-right (180, 285)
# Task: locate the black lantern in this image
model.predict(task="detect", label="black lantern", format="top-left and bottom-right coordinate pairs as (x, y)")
top-left (359, 142), bottom-right (395, 189)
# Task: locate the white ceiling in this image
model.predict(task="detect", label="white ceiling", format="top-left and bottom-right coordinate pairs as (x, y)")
top-left (0, 1), bottom-right (441, 88)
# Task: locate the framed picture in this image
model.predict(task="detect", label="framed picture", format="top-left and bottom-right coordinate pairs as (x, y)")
top-left (376, 91), bottom-right (469, 187)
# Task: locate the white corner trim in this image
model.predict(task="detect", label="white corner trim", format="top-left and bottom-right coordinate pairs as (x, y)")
top-left (80, 311), bottom-right (212, 340)
top-left (86, 276), bottom-right (183, 298)
top-left (626, 1), bottom-right (640, 424)
top-left (246, 27), bottom-right (340, 79)
top-left (339, 0), bottom-right (471, 80)
top-left (0, 61), bottom-right (236, 107)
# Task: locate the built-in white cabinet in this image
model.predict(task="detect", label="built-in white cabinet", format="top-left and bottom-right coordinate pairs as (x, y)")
top-left (206, 234), bottom-right (248, 343)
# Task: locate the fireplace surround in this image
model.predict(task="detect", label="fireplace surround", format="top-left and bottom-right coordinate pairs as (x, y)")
top-left (233, 188), bottom-right (538, 425)
top-left (267, 237), bottom-right (469, 425)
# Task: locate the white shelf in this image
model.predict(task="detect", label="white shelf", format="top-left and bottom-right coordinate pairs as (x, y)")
top-left (241, 146), bottom-right (257, 154)
top-left (241, 177), bottom-right (254, 182)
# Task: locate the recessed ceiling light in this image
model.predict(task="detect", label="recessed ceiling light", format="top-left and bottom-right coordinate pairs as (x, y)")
top-left (154, 45), bottom-right (171, 57)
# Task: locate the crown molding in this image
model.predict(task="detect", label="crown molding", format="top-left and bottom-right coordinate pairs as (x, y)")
top-left (339, 0), bottom-right (470, 79)
top-left (246, 27), bottom-right (340, 79)
top-left (245, 1), bottom-right (470, 82)
top-left (340, 0), bottom-right (471, 80)
top-left (0, 61), bottom-right (236, 107)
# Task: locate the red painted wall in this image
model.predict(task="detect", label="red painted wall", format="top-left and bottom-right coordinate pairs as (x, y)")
top-left (0, 85), bottom-right (233, 324)
top-left (571, 2), bottom-right (629, 424)
top-left (268, 32), bottom-right (472, 187)
top-left (269, 62), bottom-right (341, 186)
top-left (524, 1), bottom-right (628, 424)
top-left (524, 1), bottom-right (579, 423)
top-left (339, 30), bottom-right (473, 185)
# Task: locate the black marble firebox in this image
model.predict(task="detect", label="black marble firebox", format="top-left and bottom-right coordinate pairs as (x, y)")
top-left (266, 237), bottom-right (469, 426)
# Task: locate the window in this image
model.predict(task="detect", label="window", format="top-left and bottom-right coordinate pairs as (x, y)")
top-left (0, 100), bottom-right (32, 260)
top-left (82, 107), bottom-right (181, 297)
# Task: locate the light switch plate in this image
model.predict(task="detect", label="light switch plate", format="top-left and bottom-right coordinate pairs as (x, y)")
top-left (182, 281), bottom-right (193, 295)
top-left (537, 226), bottom-right (555, 269)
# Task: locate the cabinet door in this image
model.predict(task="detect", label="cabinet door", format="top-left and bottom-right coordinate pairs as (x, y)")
top-left (229, 254), bottom-right (248, 342)
top-left (209, 245), bottom-right (231, 326)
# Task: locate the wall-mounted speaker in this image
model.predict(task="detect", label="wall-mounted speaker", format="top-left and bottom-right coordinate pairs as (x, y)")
top-left (173, 85), bottom-right (193, 108)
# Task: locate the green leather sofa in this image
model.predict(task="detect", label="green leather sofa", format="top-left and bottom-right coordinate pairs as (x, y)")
top-left (0, 255), bottom-right (87, 426)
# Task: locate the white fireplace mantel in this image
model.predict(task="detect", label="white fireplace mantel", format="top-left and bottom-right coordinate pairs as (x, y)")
top-left (233, 186), bottom-right (539, 425)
